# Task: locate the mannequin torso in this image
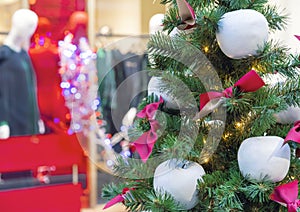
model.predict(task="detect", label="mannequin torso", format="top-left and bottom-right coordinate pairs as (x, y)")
top-left (0, 9), bottom-right (41, 137)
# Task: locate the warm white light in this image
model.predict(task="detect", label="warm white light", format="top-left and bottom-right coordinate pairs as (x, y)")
top-left (204, 46), bottom-right (209, 53)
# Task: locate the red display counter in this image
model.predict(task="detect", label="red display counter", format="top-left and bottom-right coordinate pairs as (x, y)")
top-left (0, 2), bottom-right (92, 210)
top-left (0, 184), bottom-right (82, 212)
top-left (0, 133), bottom-right (89, 211)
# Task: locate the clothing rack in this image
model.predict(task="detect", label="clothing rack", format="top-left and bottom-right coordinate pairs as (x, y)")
top-left (96, 33), bottom-right (150, 38)
top-left (95, 33), bottom-right (150, 53)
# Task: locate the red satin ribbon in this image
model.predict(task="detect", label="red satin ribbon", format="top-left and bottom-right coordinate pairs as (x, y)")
top-left (176, 0), bottom-right (196, 30)
top-left (284, 121), bottom-right (300, 145)
top-left (200, 70), bottom-right (265, 110)
top-left (137, 97), bottom-right (164, 119)
top-left (270, 180), bottom-right (300, 212)
top-left (132, 120), bottom-right (160, 163)
top-left (132, 97), bottom-right (164, 163)
top-left (103, 187), bottom-right (133, 210)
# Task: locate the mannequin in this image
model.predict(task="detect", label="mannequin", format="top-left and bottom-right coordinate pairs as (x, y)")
top-left (4, 9), bottom-right (38, 52)
top-left (0, 9), bottom-right (41, 137)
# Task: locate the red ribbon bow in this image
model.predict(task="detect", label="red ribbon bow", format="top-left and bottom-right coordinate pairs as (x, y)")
top-left (194, 70), bottom-right (265, 119)
top-left (103, 187), bottom-right (133, 210)
top-left (132, 97), bottom-right (164, 163)
top-left (176, 0), bottom-right (196, 30)
top-left (284, 121), bottom-right (300, 145)
top-left (270, 180), bottom-right (300, 212)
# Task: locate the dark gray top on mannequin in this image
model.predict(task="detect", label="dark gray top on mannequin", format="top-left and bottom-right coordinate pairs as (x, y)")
top-left (0, 9), bottom-right (41, 137)
top-left (0, 45), bottom-right (40, 136)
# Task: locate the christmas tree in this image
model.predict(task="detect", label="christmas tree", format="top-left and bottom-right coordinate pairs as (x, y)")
top-left (101, 0), bottom-right (300, 211)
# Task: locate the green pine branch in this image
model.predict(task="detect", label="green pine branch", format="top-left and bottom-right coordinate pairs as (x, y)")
top-left (260, 4), bottom-right (288, 32)
top-left (273, 76), bottom-right (300, 106)
top-left (102, 0), bottom-right (300, 211)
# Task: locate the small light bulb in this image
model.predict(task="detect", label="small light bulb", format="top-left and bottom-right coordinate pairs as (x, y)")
top-left (223, 133), bottom-right (231, 140)
top-left (204, 46), bottom-right (209, 53)
top-left (235, 122), bottom-right (243, 129)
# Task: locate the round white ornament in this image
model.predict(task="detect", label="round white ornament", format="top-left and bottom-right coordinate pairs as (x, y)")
top-left (216, 9), bottom-right (269, 59)
top-left (262, 73), bottom-right (286, 87)
top-left (274, 106), bottom-right (300, 124)
top-left (238, 136), bottom-right (290, 182)
top-left (149, 13), bottom-right (165, 35)
top-left (153, 158), bottom-right (205, 210)
top-left (148, 77), bottom-right (179, 109)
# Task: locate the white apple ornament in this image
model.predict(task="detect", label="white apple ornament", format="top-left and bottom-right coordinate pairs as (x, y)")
top-left (261, 73), bottom-right (300, 124)
top-left (238, 136), bottom-right (290, 182)
top-left (274, 106), bottom-right (300, 124)
top-left (153, 158), bottom-right (205, 210)
top-left (262, 72), bottom-right (286, 87)
top-left (216, 9), bottom-right (269, 59)
top-left (149, 13), bottom-right (165, 35)
top-left (148, 77), bottom-right (179, 110)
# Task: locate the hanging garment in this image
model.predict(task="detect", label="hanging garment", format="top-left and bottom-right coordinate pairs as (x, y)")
top-left (29, 42), bottom-right (70, 130)
top-left (97, 48), bottom-right (150, 135)
top-left (97, 48), bottom-right (118, 134)
top-left (0, 45), bottom-right (40, 136)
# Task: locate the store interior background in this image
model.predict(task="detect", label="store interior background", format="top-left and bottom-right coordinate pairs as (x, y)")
top-left (1, 0), bottom-right (300, 51)
top-left (0, 0), bottom-right (300, 210)
top-left (0, 0), bottom-right (165, 209)
top-left (0, 0), bottom-right (166, 45)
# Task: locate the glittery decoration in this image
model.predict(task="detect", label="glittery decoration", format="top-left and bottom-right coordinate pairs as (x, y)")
top-left (58, 33), bottom-right (100, 135)
top-left (58, 33), bottom-right (133, 174)
top-left (58, 33), bottom-right (123, 174)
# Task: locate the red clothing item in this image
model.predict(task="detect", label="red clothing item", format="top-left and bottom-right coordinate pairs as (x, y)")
top-left (30, 0), bottom-right (85, 42)
top-left (29, 42), bottom-right (71, 131)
